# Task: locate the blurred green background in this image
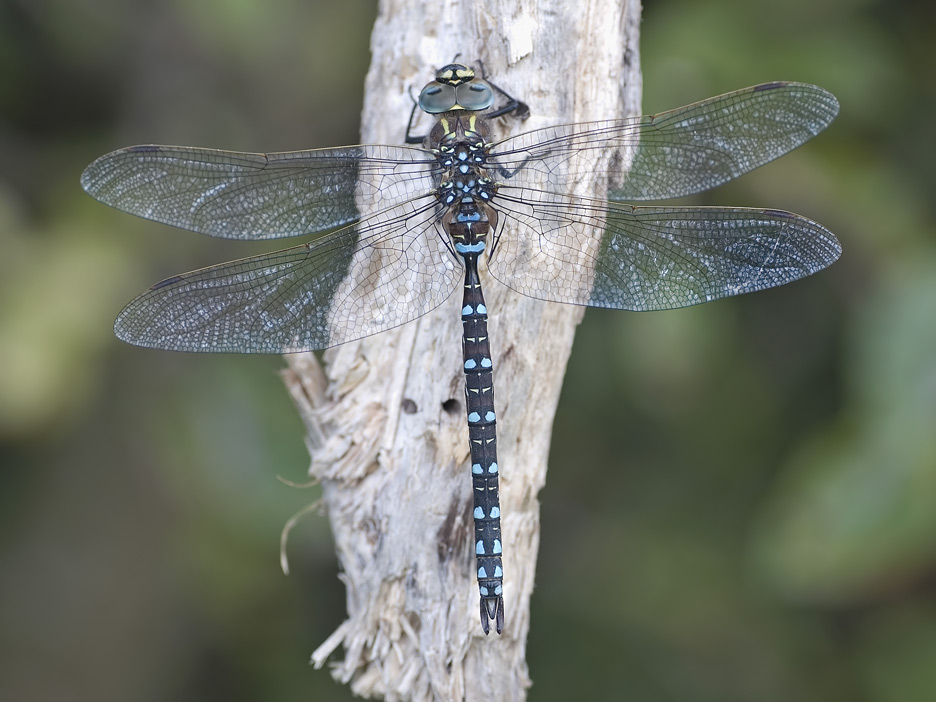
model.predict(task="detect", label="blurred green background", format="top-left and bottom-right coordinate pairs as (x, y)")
top-left (1, 0), bottom-right (934, 700)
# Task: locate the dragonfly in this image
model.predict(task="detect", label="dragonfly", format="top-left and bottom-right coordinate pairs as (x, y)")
top-left (81, 63), bottom-right (840, 635)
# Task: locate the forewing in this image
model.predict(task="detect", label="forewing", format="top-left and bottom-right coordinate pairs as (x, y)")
top-left (82, 143), bottom-right (437, 240)
top-left (114, 196), bottom-right (461, 352)
top-left (487, 82), bottom-right (839, 201)
top-left (487, 191), bottom-right (841, 310)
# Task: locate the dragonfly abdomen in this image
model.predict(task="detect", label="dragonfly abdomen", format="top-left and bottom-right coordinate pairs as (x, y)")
top-left (460, 249), bottom-right (503, 635)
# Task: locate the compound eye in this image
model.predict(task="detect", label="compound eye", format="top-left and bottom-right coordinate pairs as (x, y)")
top-left (418, 83), bottom-right (458, 114)
top-left (455, 81), bottom-right (494, 111)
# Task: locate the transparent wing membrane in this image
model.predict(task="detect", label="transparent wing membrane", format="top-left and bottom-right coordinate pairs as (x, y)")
top-left (82, 144), bottom-right (437, 240)
top-left (85, 79), bottom-right (839, 354)
top-left (114, 196), bottom-right (459, 352)
top-left (488, 82), bottom-right (839, 201)
top-left (488, 189), bottom-right (840, 310)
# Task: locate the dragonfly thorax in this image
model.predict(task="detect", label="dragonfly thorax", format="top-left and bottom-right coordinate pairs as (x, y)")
top-left (437, 139), bottom-right (487, 170)
top-left (429, 112), bottom-right (493, 153)
top-left (437, 173), bottom-right (497, 206)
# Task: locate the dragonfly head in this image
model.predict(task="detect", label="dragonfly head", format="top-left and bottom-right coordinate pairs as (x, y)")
top-left (418, 64), bottom-right (495, 114)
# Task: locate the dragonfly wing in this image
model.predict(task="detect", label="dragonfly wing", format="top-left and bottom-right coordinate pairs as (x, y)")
top-left (82, 143), bottom-right (437, 240)
top-left (487, 191), bottom-right (841, 310)
top-left (114, 196), bottom-right (461, 352)
top-left (488, 82), bottom-right (838, 201)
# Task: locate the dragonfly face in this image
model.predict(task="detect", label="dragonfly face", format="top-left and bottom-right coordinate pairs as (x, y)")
top-left (81, 63), bottom-right (840, 636)
top-left (417, 63), bottom-right (496, 113)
